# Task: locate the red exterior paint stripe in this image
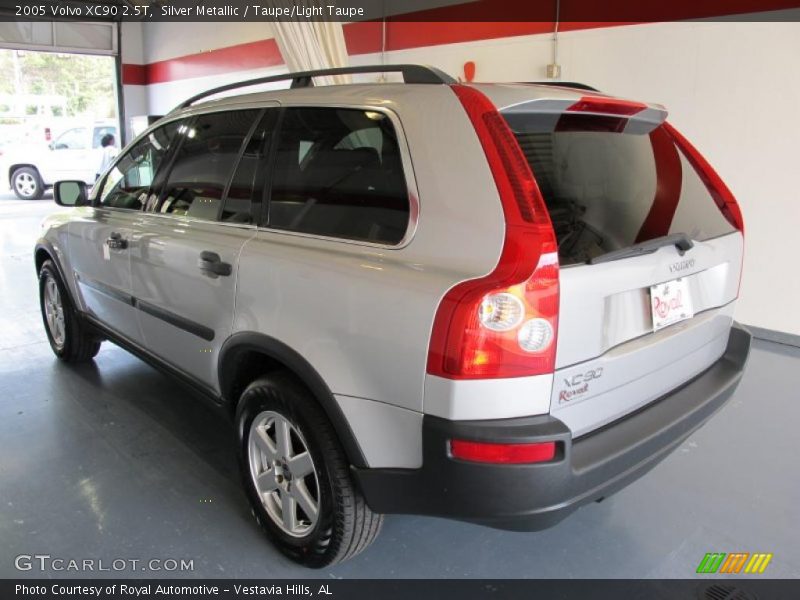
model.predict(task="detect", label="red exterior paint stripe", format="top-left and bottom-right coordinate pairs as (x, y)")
top-left (121, 63), bottom-right (147, 86)
top-left (635, 126), bottom-right (683, 243)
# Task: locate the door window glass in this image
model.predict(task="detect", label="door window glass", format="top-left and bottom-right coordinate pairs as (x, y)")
top-left (157, 110), bottom-right (260, 221)
top-left (98, 120), bottom-right (181, 210)
top-left (92, 126), bottom-right (117, 148)
top-left (54, 127), bottom-right (88, 150)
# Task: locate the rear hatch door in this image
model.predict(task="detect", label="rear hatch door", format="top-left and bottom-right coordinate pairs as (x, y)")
top-left (493, 87), bottom-right (743, 437)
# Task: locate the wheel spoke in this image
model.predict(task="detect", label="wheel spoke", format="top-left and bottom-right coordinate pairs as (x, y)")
top-left (255, 469), bottom-right (278, 494)
top-left (288, 451), bottom-right (313, 478)
top-left (280, 490), bottom-right (297, 531)
top-left (276, 418), bottom-right (292, 457)
top-left (291, 480), bottom-right (318, 523)
top-left (252, 427), bottom-right (277, 461)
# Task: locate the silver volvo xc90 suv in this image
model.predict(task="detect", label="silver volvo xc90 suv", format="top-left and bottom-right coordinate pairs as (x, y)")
top-left (35, 65), bottom-right (750, 567)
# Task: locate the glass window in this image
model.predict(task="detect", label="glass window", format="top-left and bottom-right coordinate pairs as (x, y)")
top-left (221, 111), bottom-right (275, 224)
top-left (506, 116), bottom-right (736, 265)
top-left (98, 120), bottom-right (181, 211)
top-left (53, 127), bottom-right (88, 150)
top-left (268, 108), bottom-right (410, 245)
top-left (157, 110), bottom-right (259, 222)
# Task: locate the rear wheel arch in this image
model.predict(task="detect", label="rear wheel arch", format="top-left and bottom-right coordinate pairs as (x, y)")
top-left (218, 332), bottom-right (368, 469)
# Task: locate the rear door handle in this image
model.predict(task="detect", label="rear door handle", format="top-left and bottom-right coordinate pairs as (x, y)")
top-left (198, 251), bottom-right (232, 277)
top-left (106, 232), bottom-right (128, 250)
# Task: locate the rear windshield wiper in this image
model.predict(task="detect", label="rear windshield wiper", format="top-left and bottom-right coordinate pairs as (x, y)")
top-left (589, 233), bottom-right (694, 265)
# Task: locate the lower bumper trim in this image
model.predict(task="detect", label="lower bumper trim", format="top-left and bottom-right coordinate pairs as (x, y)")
top-left (353, 324), bottom-right (751, 531)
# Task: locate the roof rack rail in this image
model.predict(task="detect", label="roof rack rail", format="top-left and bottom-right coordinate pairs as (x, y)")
top-left (176, 64), bottom-right (456, 110)
top-left (526, 81), bottom-right (600, 92)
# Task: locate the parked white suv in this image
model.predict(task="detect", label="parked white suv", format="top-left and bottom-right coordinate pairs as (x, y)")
top-left (7, 120), bottom-right (118, 199)
top-left (35, 65), bottom-right (750, 567)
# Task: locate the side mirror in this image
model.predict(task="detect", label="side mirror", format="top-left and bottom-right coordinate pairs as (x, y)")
top-left (53, 181), bottom-right (87, 207)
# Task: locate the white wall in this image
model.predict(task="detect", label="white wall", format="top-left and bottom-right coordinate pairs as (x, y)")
top-left (134, 21), bottom-right (800, 335)
top-left (119, 21), bottom-right (147, 142)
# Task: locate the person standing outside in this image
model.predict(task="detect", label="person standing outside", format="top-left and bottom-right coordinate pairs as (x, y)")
top-left (96, 133), bottom-right (118, 181)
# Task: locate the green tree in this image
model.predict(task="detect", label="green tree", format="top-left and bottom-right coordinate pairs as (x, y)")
top-left (0, 49), bottom-right (116, 118)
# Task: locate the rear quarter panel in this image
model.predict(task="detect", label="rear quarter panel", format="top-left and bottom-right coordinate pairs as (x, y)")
top-left (233, 85), bottom-right (506, 413)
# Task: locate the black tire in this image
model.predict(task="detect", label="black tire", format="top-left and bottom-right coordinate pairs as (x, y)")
top-left (39, 259), bottom-right (101, 362)
top-left (236, 373), bottom-right (383, 568)
top-left (12, 167), bottom-right (44, 200)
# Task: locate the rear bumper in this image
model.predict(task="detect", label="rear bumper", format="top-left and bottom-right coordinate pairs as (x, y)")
top-left (353, 323), bottom-right (751, 530)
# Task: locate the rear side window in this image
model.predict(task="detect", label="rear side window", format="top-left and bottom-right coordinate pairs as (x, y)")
top-left (507, 119), bottom-right (736, 265)
top-left (268, 108), bottom-right (410, 245)
top-left (157, 110), bottom-right (260, 221)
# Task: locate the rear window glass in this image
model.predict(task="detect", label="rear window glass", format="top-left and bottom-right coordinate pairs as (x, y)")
top-left (268, 108), bottom-right (410, 245)
top-left (507, 119), bottom-right (736, 265)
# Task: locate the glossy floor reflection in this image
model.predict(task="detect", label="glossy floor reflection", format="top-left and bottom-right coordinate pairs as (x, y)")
top-left (1, 197), bottom-right (798, 578)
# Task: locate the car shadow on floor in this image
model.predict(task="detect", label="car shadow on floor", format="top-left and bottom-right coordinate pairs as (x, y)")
top-left (63, 348), bottom-right (241, 486)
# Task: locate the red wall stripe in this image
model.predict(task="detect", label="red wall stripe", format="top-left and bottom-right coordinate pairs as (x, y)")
top-left (120, 22), bottom-right (633, 85)
top-left (121, 63), bottom-right (147, 86)
top-left (122, 38), bottom-right (283, 86)
top-left (146, 38), bottom-right (283, 84)
top-left (342, 21), bottom-right (635, 55)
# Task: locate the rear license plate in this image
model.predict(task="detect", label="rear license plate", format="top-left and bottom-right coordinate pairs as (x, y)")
top-left (650, 277), bottom-right (694, 332)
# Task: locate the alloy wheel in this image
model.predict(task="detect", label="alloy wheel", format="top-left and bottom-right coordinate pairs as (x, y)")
top-left (43, 277), bottom-right (66, 348)
top-left (247, 410), bottom-right (320, 537)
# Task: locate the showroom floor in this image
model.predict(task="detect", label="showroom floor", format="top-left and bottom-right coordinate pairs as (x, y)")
top-left (1, 196), bottom-right (798, 579)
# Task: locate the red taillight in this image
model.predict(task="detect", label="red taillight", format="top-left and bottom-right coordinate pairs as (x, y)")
top-left (426, 85), bottom-right (559, 380)
top-left (662, 122), bottom-right (743, 234)
top-left (567, 96), bottom-right (647, 116)
top-left (450, 439), bottom-right (556, 464)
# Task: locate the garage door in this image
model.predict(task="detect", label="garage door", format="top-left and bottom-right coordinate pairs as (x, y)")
top-left (0, 20), bottom-right (117, 55)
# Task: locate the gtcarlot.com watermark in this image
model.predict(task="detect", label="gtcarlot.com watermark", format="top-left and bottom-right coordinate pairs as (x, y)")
top-left (15, 554), bottom-right (194, 573)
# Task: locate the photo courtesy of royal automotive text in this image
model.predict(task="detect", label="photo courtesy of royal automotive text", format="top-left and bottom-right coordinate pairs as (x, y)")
top-left (0, 0), bottom-right (798, 598)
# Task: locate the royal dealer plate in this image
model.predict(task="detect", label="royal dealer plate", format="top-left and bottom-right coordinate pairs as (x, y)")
top-left (650, 277), bottom-right (694, 332)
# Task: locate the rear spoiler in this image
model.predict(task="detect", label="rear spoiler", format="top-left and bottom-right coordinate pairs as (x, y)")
top-left (501, 95), bottom-right (668, 134)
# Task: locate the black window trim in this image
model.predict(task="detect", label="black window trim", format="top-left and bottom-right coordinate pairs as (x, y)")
top-left (256, 103), bottom-right (420, 250)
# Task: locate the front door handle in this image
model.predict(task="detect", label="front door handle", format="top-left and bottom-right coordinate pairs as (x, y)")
top-left (198, 251), bottom-right (232, 277)
top-left (106, 232), bottom-right (128, 250)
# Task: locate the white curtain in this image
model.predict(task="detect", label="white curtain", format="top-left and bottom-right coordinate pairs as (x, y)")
top-left (269, 1), bottom-right (350, 85)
